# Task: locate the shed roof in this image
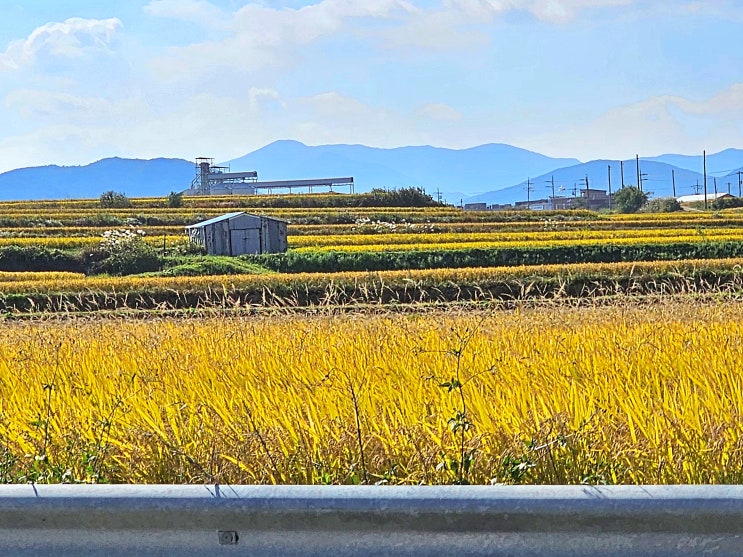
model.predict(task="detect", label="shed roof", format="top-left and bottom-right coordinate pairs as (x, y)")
top-left (186, 211), bottom-right (288, 229)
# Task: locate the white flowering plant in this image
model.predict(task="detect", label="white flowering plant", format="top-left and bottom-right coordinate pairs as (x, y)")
top-left (352, 217), bottom-right (435, 234)
top-left (87, 227), bottom-right (161, 275)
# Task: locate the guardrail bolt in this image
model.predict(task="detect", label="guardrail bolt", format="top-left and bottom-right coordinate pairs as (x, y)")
top-left (218, 530), bottom-right (239, 545)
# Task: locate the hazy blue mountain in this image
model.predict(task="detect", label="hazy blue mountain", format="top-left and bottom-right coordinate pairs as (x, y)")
top-left (225, 140), bottom-right (580, 202)
top-left (466, 159), bottom-right (716, 206)
top-left (645, 149), bottom-right (743, 175)
top-left (1, 142), bottom-right (741, 203)
top-left (0, 157), bottom-right (194, 200)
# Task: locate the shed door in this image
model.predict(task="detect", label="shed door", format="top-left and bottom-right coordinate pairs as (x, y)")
top-left (231, 228), bottom-right (261, 255)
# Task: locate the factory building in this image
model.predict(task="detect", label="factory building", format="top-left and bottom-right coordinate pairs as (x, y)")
top-left (186, 157), bottom-right (354, 195)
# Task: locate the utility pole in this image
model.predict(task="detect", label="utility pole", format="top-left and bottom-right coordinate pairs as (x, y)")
top-left (714, 177), bottom-right (718, 195)
top-left (580, 175), bottom-right (590, 210)
top-left (545, 176), bottom-right (555, 209)
top-left (526, 178), bottom-right (532, 209)
top-left (636, 154), bottom-right (642, 191)
top-left (608, 165), bottom-right (612, 210)
top-left (728, 182), bottom-right (731, 195)
top-left (620, 161), bottom-right (625, 188)
top-left (739, 171), bottom-right (742, 197)
top-left (693, 180), bottom-right (701, 195)
top-left (703, 150), bottom-right (708, 210)
top-left (672, 169), bottom-right (676, 198)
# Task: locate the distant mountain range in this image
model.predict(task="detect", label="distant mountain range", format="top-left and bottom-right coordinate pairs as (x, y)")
top-left (0, 158), bottom-right (194, 201)
top-left (0, 140), bottom-right (741, 204)
top-left (467, 157), bottom-right (743, 206)
top-left (225, 140), bottom-right (580, 204)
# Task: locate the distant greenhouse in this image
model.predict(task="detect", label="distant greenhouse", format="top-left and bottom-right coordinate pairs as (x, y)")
top-left (676, 193), bottom-right (732, 204)
top-left (186, 212), bottom-right (288, 256)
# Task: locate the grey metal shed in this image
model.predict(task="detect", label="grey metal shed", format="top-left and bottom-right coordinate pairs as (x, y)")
top-left (185, 212), bottom-right (288, 256)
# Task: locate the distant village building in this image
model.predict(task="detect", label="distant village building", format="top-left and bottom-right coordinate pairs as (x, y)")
top-left (579, 188), bottom-right (613, 210)
top-left (475, 188), bottom-right (614, 211)
top-left (514, 198), bottom-right (551, 210)
top-left (463, 202), bottom-right (487, 211)
top-left (186, 212), bottom-right (288, 256)
top-left (549, 196), bottom-right (574, 210)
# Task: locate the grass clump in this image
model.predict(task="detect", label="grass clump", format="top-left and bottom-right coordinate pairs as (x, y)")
top-left (156, 255), bottom-right (272, 277)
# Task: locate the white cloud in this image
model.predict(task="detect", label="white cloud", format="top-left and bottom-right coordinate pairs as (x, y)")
top-left (147, 0), bottom-right (414, 79)
top-left (444, 0), bottom-right (633, 22)
top-left (673, 84), bottom-right (743, 118)
top-left (0, 88), bottom-right (434, 173)
top-left (144, 0), bottom-right (228, 28)
top-left (416, 102), bottom-right (463, 121)
top-left (5, 90), bottom-right (145, 123)
top-left (372, 0), bottom-right (635, 51)
top-left (442, 0), bottom-right (639, 24)
top-left (0, 17), bottom-right (122, 72)
top-left (518, 84), bottom-right (743, 160)
top-left (291, 91), bottom-right (430, 146)
top-left (377, 6), bottom-right (487, 50)
top-left (248, 87), bottom-right (286, 111)
top-left (648, 0), bottom-right (743, 20)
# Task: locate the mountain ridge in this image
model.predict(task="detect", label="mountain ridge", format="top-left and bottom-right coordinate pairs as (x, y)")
top-left (0, 140), bottom-right (741, 203)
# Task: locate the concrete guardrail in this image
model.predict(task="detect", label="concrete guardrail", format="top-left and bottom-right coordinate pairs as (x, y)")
top-left (0, 484), bottom-right (742, 556)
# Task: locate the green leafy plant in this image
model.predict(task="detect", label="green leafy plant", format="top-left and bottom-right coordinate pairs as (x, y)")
top-left (99, 190), bottom-right (133, 209)
top-left (167, 191), bottom-right (184, 208)
top-left (87, 227), bottom-right (161, 275)
top-left (642, 197), bottom-right (682, 213)
top-left (613, 186), bottom-right (648, 213)
top-left (424, 319), bottom-right (497, 484)
top-left (711, 196), bottom-right (743, 210)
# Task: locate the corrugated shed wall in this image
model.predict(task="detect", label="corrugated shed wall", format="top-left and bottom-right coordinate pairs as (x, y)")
top-left (188, 214), bottom-right (287, 256)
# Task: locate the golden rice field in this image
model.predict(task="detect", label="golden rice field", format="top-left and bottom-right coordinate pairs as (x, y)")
top-left (0, 257), bottom-right (741, 297)
top-left (292, 234), bottom-right (743, 253)
top-left (3, 194), bottom-right (743, 486)
top-left (2, 299), bottom-right (743, 485)
top-left (3, 226), bottom-right (743, 251)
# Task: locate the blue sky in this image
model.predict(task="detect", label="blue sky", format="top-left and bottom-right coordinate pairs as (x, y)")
top-left (1, 0), bottom-right (742, 172)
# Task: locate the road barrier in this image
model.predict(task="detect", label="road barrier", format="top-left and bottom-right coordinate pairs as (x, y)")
top-left (0, 484), bottom-right (742, 556)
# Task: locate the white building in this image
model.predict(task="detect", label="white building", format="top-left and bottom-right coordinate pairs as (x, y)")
top-left (676, 193), bottom-right (733, 204)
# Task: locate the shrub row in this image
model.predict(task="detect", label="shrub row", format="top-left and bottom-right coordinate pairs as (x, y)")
top-left (5, 240), bottom-right (743, 277)
top-left (250, 241), bottom-right (743, 273)
top-left (0, 246), bottom-right (85, 272)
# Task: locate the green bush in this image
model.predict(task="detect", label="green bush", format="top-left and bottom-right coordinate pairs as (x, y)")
top-left (157, 256), bottom-right (270, 277)
top-left (711, 196), bottom-right (743, 210)
top-left (249, 241), bottom-right (743, 274)
top-left (167, 191), bottom-right (184, 208)
top-left (86, 228), bottom-right (161, 275)
top-left (99, 190), bottom-right (133, 209)
top-left (365, 187), bottom-right (440, 207)
top-left (642, 197), bottom-right (682, 213)
top-left (613, 186), bottom-right (648, 213)
top-left (0, 246), bottom-right (84, 272)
